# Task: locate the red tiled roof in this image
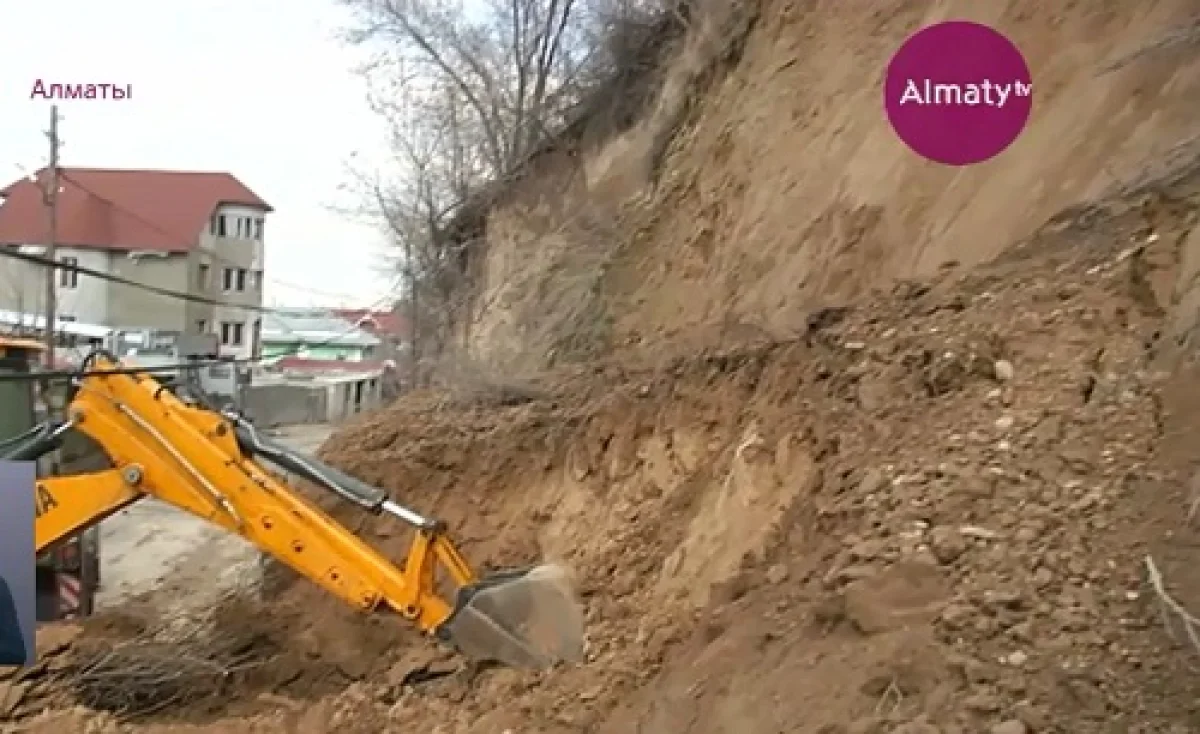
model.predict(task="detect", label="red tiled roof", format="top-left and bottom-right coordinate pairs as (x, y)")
top-left (0, 167), bottom-right (271, 253)
top-left (333, 308), bottom-right (410, 338)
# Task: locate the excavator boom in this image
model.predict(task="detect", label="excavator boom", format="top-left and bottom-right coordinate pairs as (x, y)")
top-left (7, 352), bottom-right (583, 670)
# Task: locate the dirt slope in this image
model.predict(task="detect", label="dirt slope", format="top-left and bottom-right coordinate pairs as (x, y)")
top-left (306, 165), bottom-right (1200, 734)
top-left (7, 1), bottom-right (1200, 733)
top-left (467, 0), bottom-right (1200, 374)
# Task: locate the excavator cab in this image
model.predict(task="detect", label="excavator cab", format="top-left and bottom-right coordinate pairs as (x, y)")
top-left (0, 337), bottom-right (100, 621)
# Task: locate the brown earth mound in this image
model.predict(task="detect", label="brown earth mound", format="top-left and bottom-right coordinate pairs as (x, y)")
top-left (0, 599), bottom-right (370, 730)
top-left (286, 169), bottom-right (1200, 734)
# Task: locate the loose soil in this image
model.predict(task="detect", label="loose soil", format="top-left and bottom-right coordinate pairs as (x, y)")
top-left (6, 1), bottom-right (1200, 732)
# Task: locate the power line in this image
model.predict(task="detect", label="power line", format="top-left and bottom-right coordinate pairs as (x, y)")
top-left (1, 246), bottom-right (398, 325)
top-left (56, 170), bottom-right (372, 303)
top-left (0, 166), bottom-right (403, 380)
top-left (0, 246), bottom-right (279, 313)
top-left (0, 246), bottom-right (403, 369)
top-left (0, 211), bottom-right (392, 321)
top-left (0, 288), bottom-right (402, 383)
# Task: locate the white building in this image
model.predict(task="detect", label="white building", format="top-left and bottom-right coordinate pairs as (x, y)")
top-left (0, 167), bottom-right (272, 360)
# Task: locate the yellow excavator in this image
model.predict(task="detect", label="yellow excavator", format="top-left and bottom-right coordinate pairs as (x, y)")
top-left (1, 341), bottom-right (584, 670)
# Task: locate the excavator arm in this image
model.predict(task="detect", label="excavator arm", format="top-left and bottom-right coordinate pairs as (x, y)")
top-left (8, 352), bottom-right (582, 670)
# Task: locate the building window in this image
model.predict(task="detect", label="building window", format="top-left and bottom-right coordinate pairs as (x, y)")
top-left (220, 321), bottom-right (244, 346)
top-left (249, 269), bottom-right (262, 290)
top-left (197, 263), bottom-right (209, 290)
top-left (197, 319), bottom-right (207, 333)
top-left (223, 267), bottom-right (248, 291)
top-left (251, 318), bottom-right (261, 359)
top-left (253, 219), bottom-right (264, 240)
top-left (234, 217), bottom-right (255, 238)
top-left (216, 215), bottom-right (227, 237)
top-left (59, 256), bottom-right (78, 288)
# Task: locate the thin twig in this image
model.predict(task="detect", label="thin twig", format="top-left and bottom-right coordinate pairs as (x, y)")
top-left (1143, 554), bottom-right (1200, 664)
top-left (50, 593), bottom-right (276, 720)
top-left (873, 677), bottom-right (905, 717)
top-left (1187, 469), bottom-right (1200, 523)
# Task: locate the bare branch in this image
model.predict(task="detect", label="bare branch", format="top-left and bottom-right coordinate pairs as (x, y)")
top-left (1145, 554), bottom-right (1200, 668)
top-left (337, 0), bottom-right (684, 380)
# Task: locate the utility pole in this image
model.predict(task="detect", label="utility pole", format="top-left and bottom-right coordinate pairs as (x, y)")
top-left (41, 105), bottom-right (61, 369)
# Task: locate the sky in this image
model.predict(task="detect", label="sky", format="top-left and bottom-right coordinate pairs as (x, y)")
top-left (0, 0), bottom-right (397, 308)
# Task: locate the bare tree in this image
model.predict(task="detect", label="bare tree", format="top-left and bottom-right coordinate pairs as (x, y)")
top-left (338, 0), bottom-right (592, 382)
top-left (345, 80), bottom-right (479, 385)
top-left (341, 0), bottom-right (596, 174)
top-left (338, 0), bottom-right (680, 381)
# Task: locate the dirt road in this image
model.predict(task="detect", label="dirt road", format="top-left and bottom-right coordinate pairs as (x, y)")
top-left (94, 423), bottom-right (336, 611)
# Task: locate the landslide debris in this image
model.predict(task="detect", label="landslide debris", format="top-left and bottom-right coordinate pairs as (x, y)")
top-left (302, 176), bottom-right (1200, 734)
top-left (7, 0), bottom-right (1200, 731)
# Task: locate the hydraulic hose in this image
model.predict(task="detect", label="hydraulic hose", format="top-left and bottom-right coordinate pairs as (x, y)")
top-left (231, 419), bottom-right (389, 513)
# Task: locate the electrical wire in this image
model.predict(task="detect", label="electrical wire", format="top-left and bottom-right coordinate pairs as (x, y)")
top-left (0, 287), bottom-right (400, 383)
top-left (2, 173), bottom-right (390, 314)
top-left (0, 173), bottom-right (404, 382)
top-left (0, 246), bottom-right (278, 312)
top-left (0, 265), bottom-right (403, 383)
top-left (56, 170), bottom-right (367, 303)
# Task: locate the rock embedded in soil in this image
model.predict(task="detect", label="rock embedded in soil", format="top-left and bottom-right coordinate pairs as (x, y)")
top-left (990, 720), bottom-right (1028, 734)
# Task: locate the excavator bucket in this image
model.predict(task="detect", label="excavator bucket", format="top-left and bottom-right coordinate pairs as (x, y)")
top-left (227, 419), bottom-right (583, 669)
top-left (440, 563), bottom-right (586, 669)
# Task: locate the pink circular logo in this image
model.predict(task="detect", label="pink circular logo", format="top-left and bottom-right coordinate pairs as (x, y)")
top-left (884, 21), bottom-right (1033, 166)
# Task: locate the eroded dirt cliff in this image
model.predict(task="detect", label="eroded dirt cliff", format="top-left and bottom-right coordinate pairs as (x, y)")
top-left (6, 1), bottom-right (1200, 732)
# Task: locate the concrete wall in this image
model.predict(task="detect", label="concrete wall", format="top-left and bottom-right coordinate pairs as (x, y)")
top-left (0, 246), bottom-right (113, 322)
top-left (106, 252), bottom-right (191, 330)
top-left (56, 247), bottom-right (113, 323)
top-left (0, 200), bottom-right (268, 352)
top-left (241, 383), bottom-right (327, 427)
top-left (242, 373), bottom-right (383, 426)
top-left (0, 246), bottom-right (236, 337)
top-left (323, 376), bottom-right (382, 422)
